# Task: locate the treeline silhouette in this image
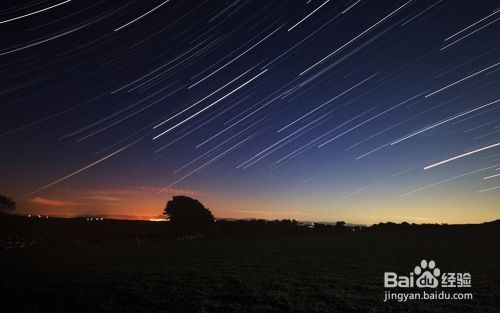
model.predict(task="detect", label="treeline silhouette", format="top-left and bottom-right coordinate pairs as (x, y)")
top-left (0, 212), bottom-right (346, 245)
top-left (1, 194), bottom-right (499, 248)
top-left (1, 212), bottom-right (499, 248)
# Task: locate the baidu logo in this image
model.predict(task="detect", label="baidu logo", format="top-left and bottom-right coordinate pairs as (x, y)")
top-left (414, 259), bottom-right (440, 288)
top-left (384, 259), bottom-right (471, 289)
top-left (383, 259), bottom-right (473, 302)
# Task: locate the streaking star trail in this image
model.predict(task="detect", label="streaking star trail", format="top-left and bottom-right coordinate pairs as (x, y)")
top-left (0, 0), bottom-right (499, 224)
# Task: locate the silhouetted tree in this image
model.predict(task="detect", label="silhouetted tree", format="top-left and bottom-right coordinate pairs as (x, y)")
top-left (0, 195), bottom-right (16, 212)
top-left (336, 221), bottom-right (346, 227)
top-left (163, 196), bottom-right (214, 235)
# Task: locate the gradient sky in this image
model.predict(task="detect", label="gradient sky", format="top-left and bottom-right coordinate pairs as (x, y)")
top-left (1, 0), bottom-right (499, 224)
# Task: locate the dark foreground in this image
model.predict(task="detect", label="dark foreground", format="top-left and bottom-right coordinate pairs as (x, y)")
top-left (1, 220), bottom-right (499, 312)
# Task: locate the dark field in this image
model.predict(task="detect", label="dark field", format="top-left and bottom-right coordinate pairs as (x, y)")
top-left (1, 220), bottom-right (500, 313)
top-left (0, 223), bottom-right (500, 312)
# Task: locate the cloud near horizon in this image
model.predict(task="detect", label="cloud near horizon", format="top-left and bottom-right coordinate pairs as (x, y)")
top-left (79, 195), bottom-right (123, 201)
top-left (65, 185), bottom-right (201, 197)
top-left (29, 197), bottom-right (83, 207)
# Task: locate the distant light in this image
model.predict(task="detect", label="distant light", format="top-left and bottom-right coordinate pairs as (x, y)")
top-left (28, 214), bottom-right (31, 218)
top-left (149, 218), bottom-right (167, 222)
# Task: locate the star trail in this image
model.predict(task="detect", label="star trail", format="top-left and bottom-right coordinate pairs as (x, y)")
top-left (0, 0), bottom-right (499, 223)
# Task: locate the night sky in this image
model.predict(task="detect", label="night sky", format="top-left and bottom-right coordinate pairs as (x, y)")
top-left (1, 0), bottom-right (499, 224)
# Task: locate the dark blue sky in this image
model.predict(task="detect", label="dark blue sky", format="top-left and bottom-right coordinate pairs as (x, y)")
top-left (1, 0), bottom-right (499, 223)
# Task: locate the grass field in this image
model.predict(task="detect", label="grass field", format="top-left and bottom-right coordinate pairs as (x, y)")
top-left (1, 225), bottom-right (499, 313)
